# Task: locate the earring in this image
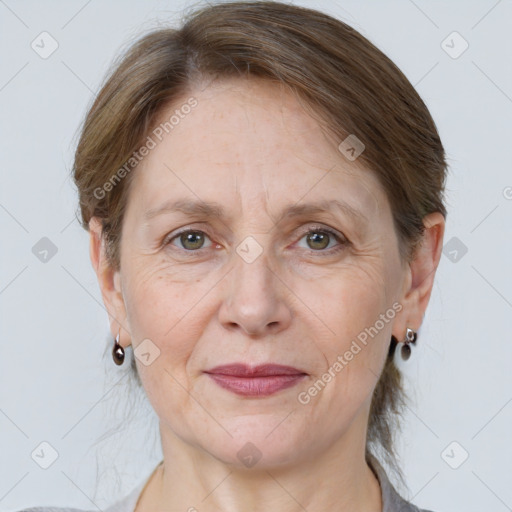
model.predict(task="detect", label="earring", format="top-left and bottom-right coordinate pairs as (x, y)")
top-left (400, 327), bottom-right (417, 361)
top-left (112, 328), bottom-right (125, 366)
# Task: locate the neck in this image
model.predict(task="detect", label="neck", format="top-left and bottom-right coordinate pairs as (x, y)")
top-left (136, 421), bottom-right (382, 512)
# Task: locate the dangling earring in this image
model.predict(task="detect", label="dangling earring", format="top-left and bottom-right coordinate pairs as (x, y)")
top-left (400, 327), bottom-right (417, 361)
top-left (112, 328), bottom-right (125, 366)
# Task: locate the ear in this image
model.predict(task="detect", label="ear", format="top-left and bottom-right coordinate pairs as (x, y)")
top-left (392, 212), bottom-right (445, 340)
top-left (89, 217), bottom-right (129, 348)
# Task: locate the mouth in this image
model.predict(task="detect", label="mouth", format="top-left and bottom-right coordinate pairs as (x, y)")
top-left (203, 364), bottom-right (308, 397)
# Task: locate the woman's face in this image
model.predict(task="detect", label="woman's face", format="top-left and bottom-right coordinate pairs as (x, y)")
top-left (101, 77), bottom-right (415, 468)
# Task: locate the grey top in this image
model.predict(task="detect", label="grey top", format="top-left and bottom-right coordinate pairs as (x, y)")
top-left (17, 455), bottom-right (435, 512)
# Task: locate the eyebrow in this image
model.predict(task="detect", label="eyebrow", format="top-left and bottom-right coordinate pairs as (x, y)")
top-left (143, 198), bottom-right (368, 228)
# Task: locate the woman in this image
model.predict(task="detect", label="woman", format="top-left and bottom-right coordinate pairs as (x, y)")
top-left (21, 1), bottom-right (446, 511)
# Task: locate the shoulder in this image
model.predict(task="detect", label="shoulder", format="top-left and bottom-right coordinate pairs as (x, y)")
top-left (15, 503), bottom-right (125, 512)
top-left (15, 504), bottom-right (123, 512)
top-left (15, 467), bottom-right (154, 512)
top-left (15, 509), bottom-right (94, 512)
top-left (367, 453), bottom-right (439, 512)
top-left (386, 494), bottom-right (439, 512)
top-left (390, 500), bottom-right (438, 512)
top-left (14, 502), bottom-right (128, 512)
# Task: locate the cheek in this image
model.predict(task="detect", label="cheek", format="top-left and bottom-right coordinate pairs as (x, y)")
top-left (296, 278), bottom-right (389, 434)
top-left (294, 260), bottom-right (390, 340)
top-left (121, 267), bottom-right (203, 418)
top-left (294, 264), bottom-right (392, 402)
top-left (121, 260), bottom-right (218, 370)
top-left (121, 269), bottom-right (180, 367)
top-left (123, 257), bottom-right (203, 331)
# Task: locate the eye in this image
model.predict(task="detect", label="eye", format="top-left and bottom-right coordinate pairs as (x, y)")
top-left (163, 226), bottom-right (348, 255)
top-left (296, 226), bottom-right (348, 254)
top-left (165, 229), bottom-right (213, 251)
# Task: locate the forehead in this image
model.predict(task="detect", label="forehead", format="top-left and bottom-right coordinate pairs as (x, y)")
top-left (131, 77), bottom-right (385, 220)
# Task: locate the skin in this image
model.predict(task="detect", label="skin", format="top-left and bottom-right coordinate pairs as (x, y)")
top-left (89, 76), bottom-right (445, 512)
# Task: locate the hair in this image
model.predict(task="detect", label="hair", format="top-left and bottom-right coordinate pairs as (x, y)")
top-left (73, 0), bottom-right (448, 494)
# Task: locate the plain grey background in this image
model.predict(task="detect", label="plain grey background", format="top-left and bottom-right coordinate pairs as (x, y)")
top-left (1, 1), bottom-right (511, 511)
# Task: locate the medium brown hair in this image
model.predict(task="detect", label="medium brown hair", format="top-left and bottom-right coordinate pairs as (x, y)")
top-left (73, 0), bottom-right (448, 486)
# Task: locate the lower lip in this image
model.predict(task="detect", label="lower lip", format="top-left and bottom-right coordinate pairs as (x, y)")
top-left (206, 373), bottom-right (307, 397)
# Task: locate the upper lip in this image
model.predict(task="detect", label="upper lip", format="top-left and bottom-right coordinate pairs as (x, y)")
top-left (204, 364), bottom-right (307, 377)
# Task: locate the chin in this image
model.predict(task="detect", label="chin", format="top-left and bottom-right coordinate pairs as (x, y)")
top-left (197, 416), bottom-right (309, 471)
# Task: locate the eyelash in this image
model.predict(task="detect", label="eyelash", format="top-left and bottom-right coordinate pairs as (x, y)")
top-left (163, 225), bottom-right (349, 257)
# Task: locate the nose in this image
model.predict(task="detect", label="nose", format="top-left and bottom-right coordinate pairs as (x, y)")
top-left (218, 246), bottom-right (292, 337)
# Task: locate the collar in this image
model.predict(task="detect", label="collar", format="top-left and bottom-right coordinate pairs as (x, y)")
top-left (367, 453), bottom-right (423, 512)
